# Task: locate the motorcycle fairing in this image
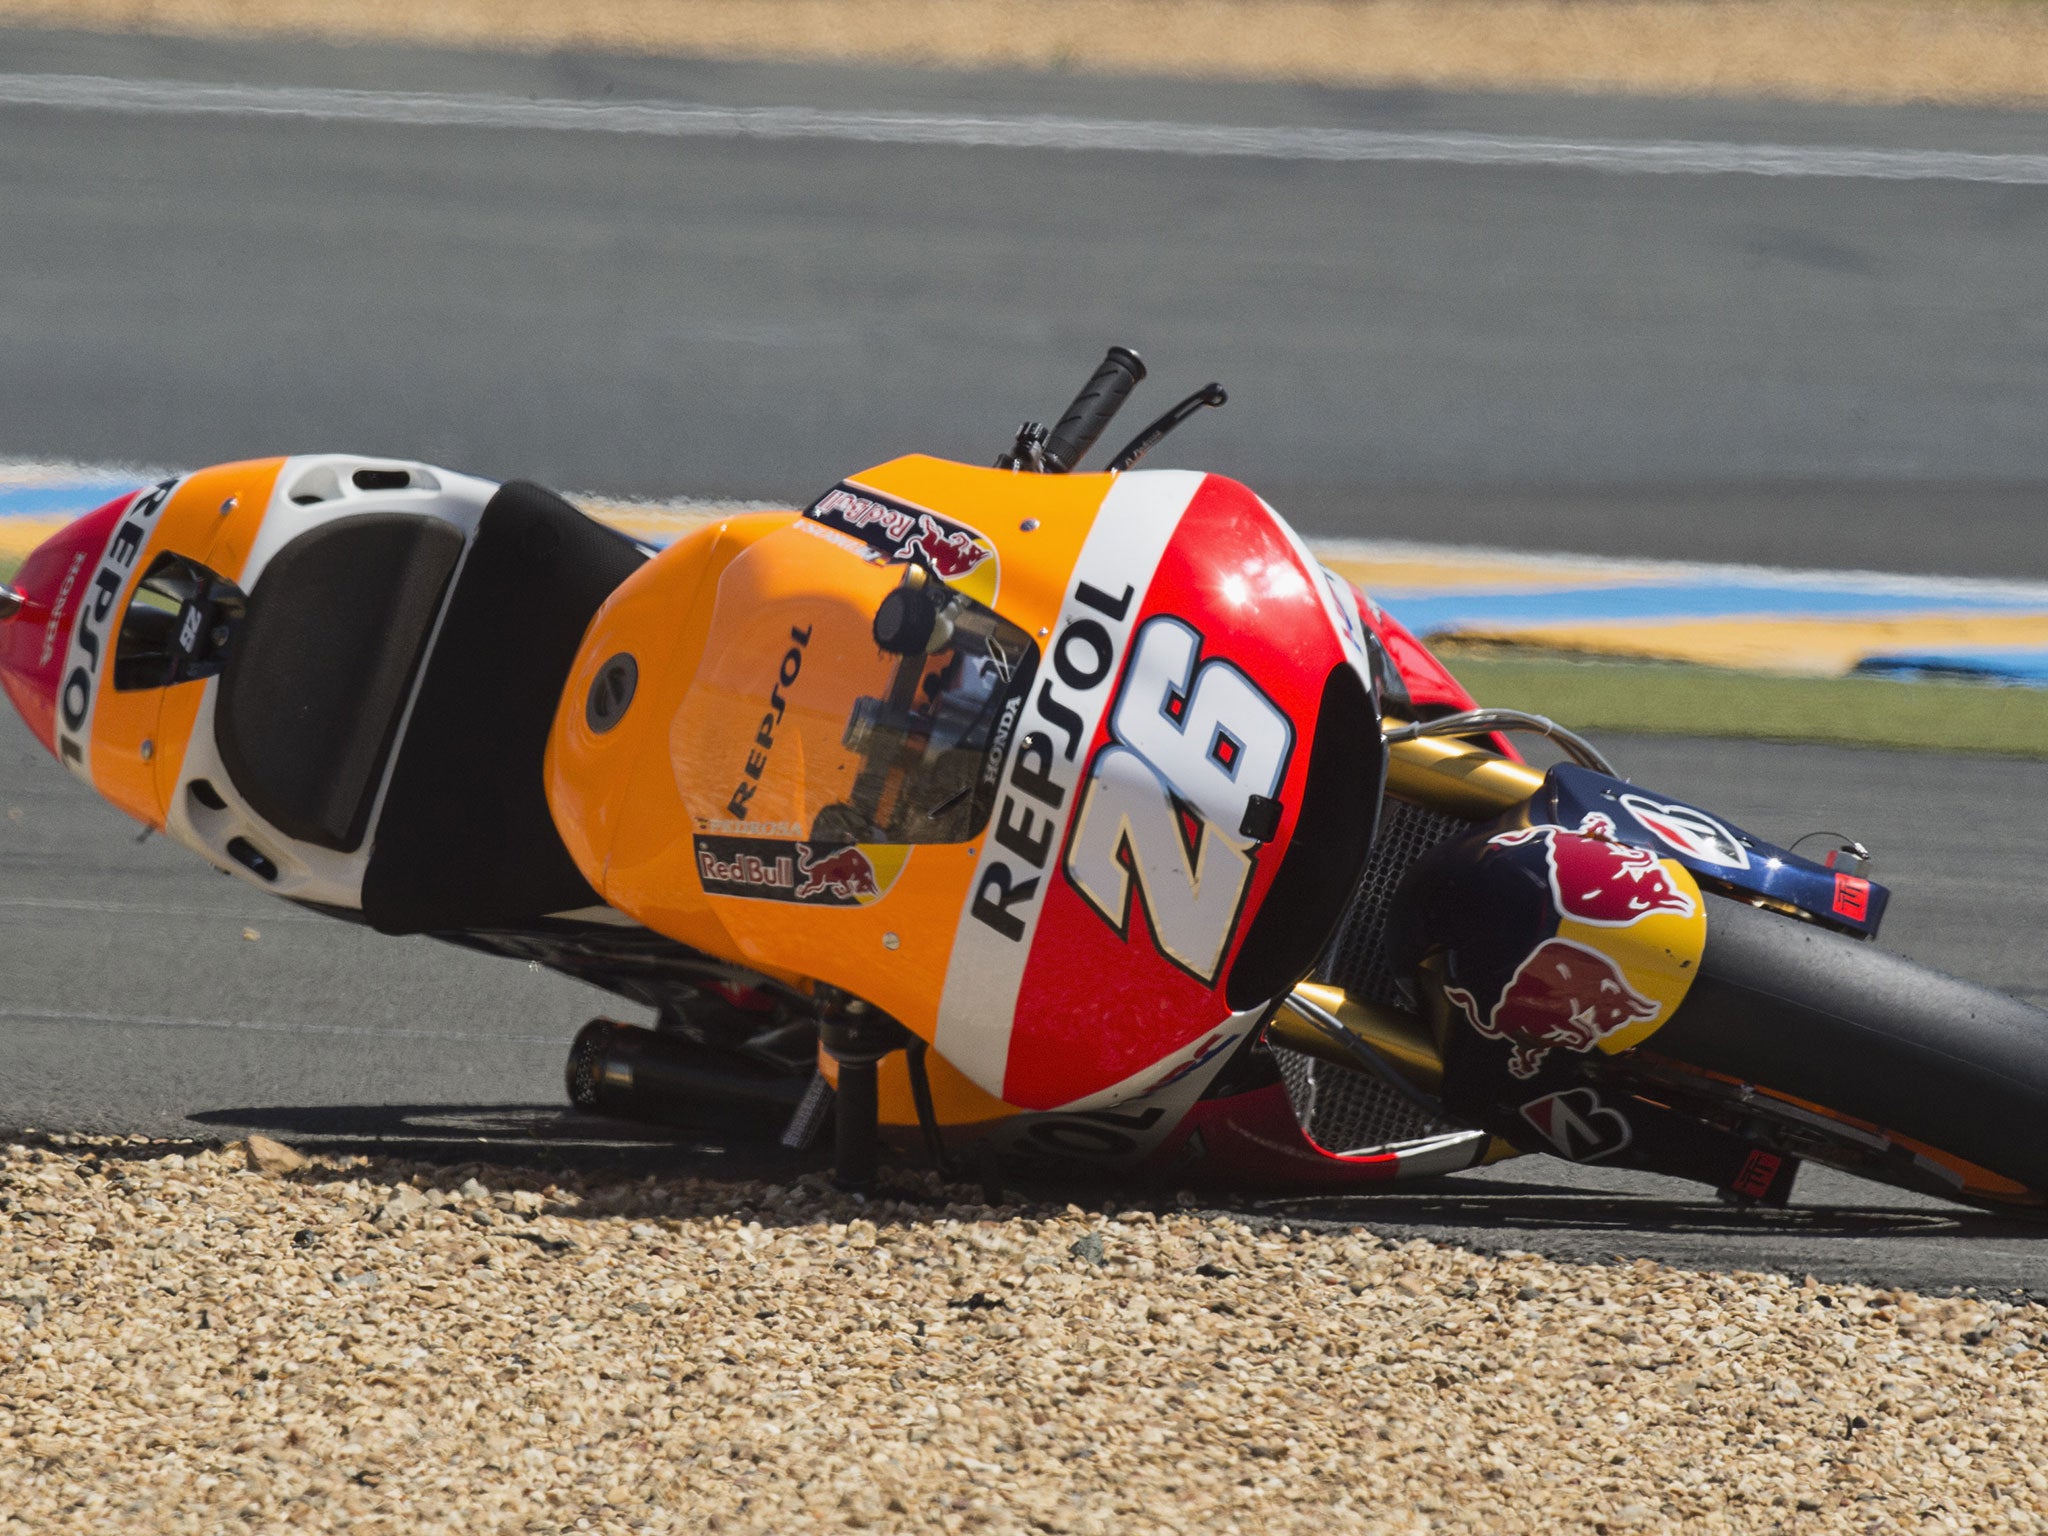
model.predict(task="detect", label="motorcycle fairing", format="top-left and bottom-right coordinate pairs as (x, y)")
top-left (1395, 804), bottom-right (1709, 1078)
top-left (1161, 1089), bottom-right (1495, 1188)
top-left (935, 471), bottom-right (1379, 1111)
top-left (559, 459), bottom-right (1379, 1115)
top-left (0, 456), bottom-right (617, 919)
top-left (1541, 764), bottom-right (1888, 938)
top-left (666, 524), bottom-right (1037, 854)
top-left (554, 463), bottom-right (1129, 1025)
top-left (804, 482), bottom-right (1001, 607)
top-left (0, 462), bottom-right (287, 829)
top-left (0, 488), bottom-right (139, 761)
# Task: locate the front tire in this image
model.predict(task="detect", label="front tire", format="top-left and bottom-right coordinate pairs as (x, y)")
top-left (1646, 894), bottom-right (2048, 1200)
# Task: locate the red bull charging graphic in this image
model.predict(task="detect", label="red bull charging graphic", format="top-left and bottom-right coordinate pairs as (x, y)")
top-left (802, 483), bottom-right (997, 595)
top-left (907, 514), bottom-right (991, 581)
top-left (1444, 937), bottom-right (1664, 1079)
top-left (794, 843), bottom-right (882, 902)
top-left (1490, 813), bottom-right (1698, 927)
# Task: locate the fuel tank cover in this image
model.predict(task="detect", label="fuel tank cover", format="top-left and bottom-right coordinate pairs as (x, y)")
top-left (585, 653), bottom-right (638, 733)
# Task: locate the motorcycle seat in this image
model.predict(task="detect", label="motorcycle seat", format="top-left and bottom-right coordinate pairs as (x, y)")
top-left (359, 480), bottom-right (646, 935)
top-left (210, 481), bottom-right (645, 933)
top-left (214, 512), bottom-right (464, 854)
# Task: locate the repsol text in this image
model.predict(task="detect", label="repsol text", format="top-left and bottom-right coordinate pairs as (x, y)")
top-left (57, 480), bottom-right (175, 778)
top-left (970, 579), bottom-right (1133, 943)
top-left (727, 624), bottom-right (813, 821)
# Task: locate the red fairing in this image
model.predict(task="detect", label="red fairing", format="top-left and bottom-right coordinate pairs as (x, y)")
top-left (1348, 582), bottom-right (1478, 713)
top-left (0, 494), bottom-right (133, 757)
top-left (1150, 1085), bottom-right (1408, 1188)
top-left (1002, 475), bottom-right (1354, 1109)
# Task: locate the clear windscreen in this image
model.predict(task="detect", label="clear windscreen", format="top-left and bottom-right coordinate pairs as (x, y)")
top-left (678, 526), bottom-right (1039, 851)
top-left (817, 595), bottom-right (1037, 846)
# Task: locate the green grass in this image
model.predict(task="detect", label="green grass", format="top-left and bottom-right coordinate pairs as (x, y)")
top-left (1435, 644), bottom-right (2048, 759)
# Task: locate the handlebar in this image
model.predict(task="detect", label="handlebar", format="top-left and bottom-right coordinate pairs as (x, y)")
top-left (1041, 345), bottom-right (1147, 473)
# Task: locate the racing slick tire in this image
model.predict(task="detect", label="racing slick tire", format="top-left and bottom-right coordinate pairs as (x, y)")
top-left (1647, 893), bottom-right (2048, 1200)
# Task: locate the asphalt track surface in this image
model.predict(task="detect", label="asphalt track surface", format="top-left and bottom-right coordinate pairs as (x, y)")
top-left (4, 697), bottom-right (2045, 1291)
top-left (4, 27), bottom-right (2048, 575)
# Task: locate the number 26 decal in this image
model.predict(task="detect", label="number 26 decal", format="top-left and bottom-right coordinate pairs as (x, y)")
top-left (1063, 617), bottom-right (1293, 984)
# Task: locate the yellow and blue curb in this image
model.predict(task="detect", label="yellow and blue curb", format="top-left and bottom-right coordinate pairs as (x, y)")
top-left (0, 462), bottom-right (163, 566)
top-left (1315, 539), bottom-right (2048, 687)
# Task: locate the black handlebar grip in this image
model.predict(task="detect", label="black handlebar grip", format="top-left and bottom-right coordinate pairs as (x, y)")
top-left (1042, 345), bottom-right (1147, 473)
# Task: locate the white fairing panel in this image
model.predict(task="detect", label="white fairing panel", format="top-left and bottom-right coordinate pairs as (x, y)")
top-left (159, 455), bottom-right (500, 910)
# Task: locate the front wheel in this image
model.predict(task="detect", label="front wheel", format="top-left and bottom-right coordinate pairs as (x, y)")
top-left (1641, 893), bottom-right (2048, 1207)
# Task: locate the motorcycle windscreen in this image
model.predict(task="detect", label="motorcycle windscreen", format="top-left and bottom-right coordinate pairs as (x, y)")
top-left (669, 520), bottom-right (1037, 849)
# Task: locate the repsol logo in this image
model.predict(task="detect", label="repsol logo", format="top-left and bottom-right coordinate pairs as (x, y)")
top-left (970, 579), bottom-right (1133, 942)
top-left (56, 480), bottom-right (174, 777)
top-left (727, 624), bottom-right (813, 821)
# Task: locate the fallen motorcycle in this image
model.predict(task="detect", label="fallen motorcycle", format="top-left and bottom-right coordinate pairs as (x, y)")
top-left (5, 346), bottom-right (2046, 1211)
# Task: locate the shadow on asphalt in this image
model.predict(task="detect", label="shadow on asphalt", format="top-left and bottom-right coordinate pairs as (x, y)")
top-left (186, 1102), bottom-right (815, 1179)
top-left (183, 1103), bottom-right (2048, 1249)
top-left (1255, 1188), bottom-right (2041, 1242)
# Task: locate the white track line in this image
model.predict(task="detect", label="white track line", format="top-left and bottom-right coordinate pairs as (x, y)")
top-left (5, 72), bottom-right (2048, 186)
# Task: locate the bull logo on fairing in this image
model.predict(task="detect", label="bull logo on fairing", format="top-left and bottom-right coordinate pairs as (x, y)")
top-left (1443, 938), bottom-right (1662, 1079)
top-left (794, 843), bottom-right (881, 902)
top-left (1492, 813), bottom-right (1697, 927)
top-left (908, 514), bottom-right (989, 581)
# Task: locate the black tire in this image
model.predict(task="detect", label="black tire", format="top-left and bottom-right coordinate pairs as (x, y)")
top-left (1650, 893), bottom-right (2048, 1195)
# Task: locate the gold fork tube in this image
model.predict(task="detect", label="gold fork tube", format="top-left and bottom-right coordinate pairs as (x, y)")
top-left (1270, 983), bottom-right (1445, 1093)
top-left (1383, 733), bottom-right (1545, 819)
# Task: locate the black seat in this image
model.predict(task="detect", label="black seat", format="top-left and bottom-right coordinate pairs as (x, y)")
top-left (216, 514), bottom-right (463, 852)
top-left (359, 481), bottom-right (646, 935)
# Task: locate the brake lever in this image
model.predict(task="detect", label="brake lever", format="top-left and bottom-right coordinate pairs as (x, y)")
top-left (1105, 383), bottom-right (1227, 473)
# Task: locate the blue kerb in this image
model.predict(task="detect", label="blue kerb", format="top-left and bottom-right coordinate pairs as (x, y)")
top-left (1853, 649), bottom-right (2048, 686)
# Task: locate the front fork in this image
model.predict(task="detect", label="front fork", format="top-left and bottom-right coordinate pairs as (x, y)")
top-left (1279, 733), bottom-right (1802, 1204)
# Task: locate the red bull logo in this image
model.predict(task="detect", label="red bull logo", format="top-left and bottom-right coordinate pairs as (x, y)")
top-left (1492, 813), bottom-right (1697, 927)
top-left (795, 843), bottom-right (881, 902)
top-left (1444, 938), bottom-right (1662, 1079)
top-left (908, 514), bottom-right (990, 581)
top-left (804, 483), bottom-right (996, 590)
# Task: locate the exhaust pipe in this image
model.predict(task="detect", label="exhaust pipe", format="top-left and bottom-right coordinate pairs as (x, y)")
top-left (565, 1018), bottom-right (813, 1131)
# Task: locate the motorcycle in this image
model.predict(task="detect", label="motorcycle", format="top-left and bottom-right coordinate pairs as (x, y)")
top-left (5, 345), bottom-right (2046, 1212)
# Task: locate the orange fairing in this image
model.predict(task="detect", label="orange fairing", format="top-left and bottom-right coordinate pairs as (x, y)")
top-left (85, 460), bottom-right (285, 828)
top-left (547, 512), bottom-right (769, 899)
top-left (670, 527), bottom-right (923, 837)
top-left (549, 458), bottom-right (1117, 1042)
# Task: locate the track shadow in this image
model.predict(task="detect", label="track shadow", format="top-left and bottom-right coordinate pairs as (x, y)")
top-left (186, 1102), bottom-right (2048, 1243)
top-left (186, 1102), bottom-right (813, 1179)
top-left (1251, 1184), bottom-right (2043, 1242)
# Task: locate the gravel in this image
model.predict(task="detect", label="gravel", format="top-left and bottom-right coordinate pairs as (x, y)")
top-left (4, 1135), bottom-right (2046, 1533)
